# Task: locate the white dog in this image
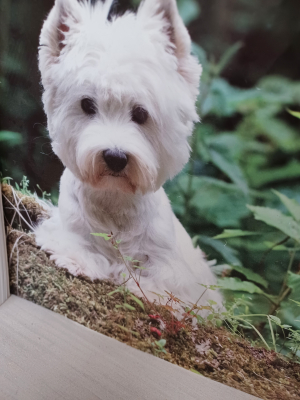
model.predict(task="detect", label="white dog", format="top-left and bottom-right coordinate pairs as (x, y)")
top-left (36, 0), bottom-right (222, 310)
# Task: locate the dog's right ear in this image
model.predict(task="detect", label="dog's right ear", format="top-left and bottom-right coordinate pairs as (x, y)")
top-left (138, 0), bottom-right (191, 61)
top-left (39, 0), bottom-right (81, 80)
top-left (137, 0), bottom-right (201, 96)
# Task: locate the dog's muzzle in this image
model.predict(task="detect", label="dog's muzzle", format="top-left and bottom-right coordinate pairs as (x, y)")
top-left (103, 149), bottom-right (128, 173)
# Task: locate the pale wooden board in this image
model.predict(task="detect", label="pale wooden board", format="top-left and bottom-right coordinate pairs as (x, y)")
top-left (0, 184), bottom-right (10, 305)
top-left (0, 296), bottom-right (259, 400)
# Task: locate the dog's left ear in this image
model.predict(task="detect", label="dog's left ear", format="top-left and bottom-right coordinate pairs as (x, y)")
top-left (38, 0), bottom-right (82, 87)
top-left (138, 0), bottom-right (201, 89)
top-left (139, 0), bottom-right (191, 59)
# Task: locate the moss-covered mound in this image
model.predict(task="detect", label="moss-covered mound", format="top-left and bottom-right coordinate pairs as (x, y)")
top-left (3, 183), bottom-right (300, 400)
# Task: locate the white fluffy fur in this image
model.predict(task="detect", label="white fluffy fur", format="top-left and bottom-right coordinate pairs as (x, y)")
top-left (36, 0), bottom-right (223, 311)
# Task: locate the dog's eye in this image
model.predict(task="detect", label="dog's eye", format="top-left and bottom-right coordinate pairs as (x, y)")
top-left (81, 98), bottom-right (97, 115)
top-left (131, 106), bottom-right (148, 125)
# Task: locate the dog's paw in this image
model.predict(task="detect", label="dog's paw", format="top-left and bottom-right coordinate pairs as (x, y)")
top-left (49, 254), bottom-right (86, 277)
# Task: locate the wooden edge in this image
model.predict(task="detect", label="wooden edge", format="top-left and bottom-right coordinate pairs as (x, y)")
top-left (0, 295), bottom-right (259, 400)
top-left (0, 184), bottom-right (10, 305)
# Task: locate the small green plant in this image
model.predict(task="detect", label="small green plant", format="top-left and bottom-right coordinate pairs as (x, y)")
top-left (36, 184), bottom-right (51, 200)
top-left (108, 273), bottom-right (145, 312)
top-left (208, 190), bottom-right (300, 356)
top-left (2, 176), bottom-right (51, 201)
top-left (151, 339), bottom-right (167, 355)
top-left (287, 328), bottom-right (300, 358)
top-left (218, 300), bottom-right (300, 359)
top-left (91, 232), bottom-right (152, 308)
top-left (14, 176), bottom-right (32, 196)
top-left (1, 176), bottom-right (13, 185)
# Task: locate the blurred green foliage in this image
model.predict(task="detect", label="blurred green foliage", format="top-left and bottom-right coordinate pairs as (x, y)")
top-left (1, 0), bottom-right (300, 354)
top-left (164, 0), bottom-right (300, 354)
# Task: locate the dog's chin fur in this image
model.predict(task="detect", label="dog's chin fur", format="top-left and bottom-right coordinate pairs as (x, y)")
top-left (35, 0), bottom-right (223, 315)
top-left (89, 175), bottom-right (137, 194)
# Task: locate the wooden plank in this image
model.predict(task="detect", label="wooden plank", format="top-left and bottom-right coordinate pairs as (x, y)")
top-left (0, 296), bottom-right (259, 400)
top-left (0, 184), bottom-right (10, 305)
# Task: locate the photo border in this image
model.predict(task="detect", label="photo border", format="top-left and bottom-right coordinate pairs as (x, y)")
top-left (0, 184), bottom-right (9, 306)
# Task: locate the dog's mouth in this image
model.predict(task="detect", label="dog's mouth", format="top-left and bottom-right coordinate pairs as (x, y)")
top-left (92, 171), bottom-right (137, 193)
top-left (102, 171), bottom-right (126, 178)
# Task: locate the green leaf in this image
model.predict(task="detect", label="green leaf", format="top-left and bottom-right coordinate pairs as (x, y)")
top-left (288, 109), bottom-right (300, 119)
top-left (124, 256), bottom-right (133, 261)
top-left (91, 233), bottom-right (111, 241)
top-left (215, 41), bottom-right (243, 76)
top-left (0, 130), bottom-right (23, 145)
top-left (278, 300), bottom-right (300, 330)
top-left (195, 235), bottom-right (242, 266)
top-left (263, 241), bottom-right (298, 251)
top-left (269, 315), bottom-right (281, 326)
top-left (177, 176), bottom-right (250, 227)
top-left (207, 300), bottom-right (217, 306)
top-left (273, 190), bottom-right (300, 222)
top-left (281, 325), bottom-right (292, 329)
top-left (215, 319), bottom-right (223, 328)
top-left (1, 177), bottom-right (13, 184)
top-left (258, 76), bottom-right (293, 104)
top-left (108, 289), bottom-right (121, 296)
top-left (218, 277), bottom-right (264, 294)
top-left (156, 339), bottom-right (166, 348)
top-left (191, 369), bottom-right (202, 375)
top-left (247, 205), bottom-right (300, 242)
top-left (231, 265), bottom-right (268, 288)
top-left (132, 265), bottom-right (146, 270)
top-left (287, 272), bottom-right (300, 300)
top-left (123, 303), bottom-right (136, 311)
top-left (248, 160), bottom-right (300, 188)
top-left (290, 299), bottom-right (300, 306)
top-left (255, 115), bottom-right (300, 152)
top-left (209, 149), bottom-right (248, 193)
top-left (199, 284), bottom-right (221, 291)
top-left (201, 78), bottom-right (236, 117)
top-left (129, 294), bottom-right (145, 311)
top-left (214, 229), bottom-right (259, 239)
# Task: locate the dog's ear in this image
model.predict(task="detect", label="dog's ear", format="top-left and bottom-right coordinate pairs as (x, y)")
top-left (39, 0), bottom-right (81, 79)
top-left (40, 0), bottom-right (81, 54)
top-left (138, 0), bottom-right (191, 60)
top-left (138, 0), bottom-right (201, 90)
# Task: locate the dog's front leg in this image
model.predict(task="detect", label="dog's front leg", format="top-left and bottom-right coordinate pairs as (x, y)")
top-left (35, 169), bottom-right (111, 280)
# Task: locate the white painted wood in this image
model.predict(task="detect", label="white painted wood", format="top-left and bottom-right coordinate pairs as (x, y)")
top-left (0, 296), bottom-right (259, 400)
top-left (0, 184), bottom-right (10, 305)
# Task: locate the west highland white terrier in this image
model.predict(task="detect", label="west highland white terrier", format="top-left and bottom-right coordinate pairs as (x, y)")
top-left (36, 0), bottom-right (223, 311)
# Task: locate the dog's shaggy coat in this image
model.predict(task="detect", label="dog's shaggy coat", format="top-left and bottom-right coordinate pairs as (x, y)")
top-left (36, 0), bottom-right (223, 310)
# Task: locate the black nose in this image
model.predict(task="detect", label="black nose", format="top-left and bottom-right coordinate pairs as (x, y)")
top-left (103, 149), bottom-right (128, 173)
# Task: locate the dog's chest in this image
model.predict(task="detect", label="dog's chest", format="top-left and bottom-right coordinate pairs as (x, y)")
top-left (83, 201), bottom-right (149, 262)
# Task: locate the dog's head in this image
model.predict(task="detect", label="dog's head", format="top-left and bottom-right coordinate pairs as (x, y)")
top-left (39, 0), bottom-right (201, 194)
